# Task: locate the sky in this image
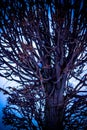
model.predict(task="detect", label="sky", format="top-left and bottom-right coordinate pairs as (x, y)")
top-left (0, 77), bottom-right (39, 130)
top-left (0, 77), bottom-right (16, 130)
top-left (0, 92), bottom-right (10, 130)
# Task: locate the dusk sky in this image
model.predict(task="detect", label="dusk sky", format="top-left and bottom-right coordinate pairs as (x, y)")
top-left (0, 78), bottom-right (9, 129)
top-left (0, 77), bottom-right (17, 130)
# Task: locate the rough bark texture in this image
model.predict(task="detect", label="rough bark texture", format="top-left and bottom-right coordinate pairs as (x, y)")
top-left (45, 92), bottom-right (64, 130)
top-left (44, 74), bottom-right (66, 130)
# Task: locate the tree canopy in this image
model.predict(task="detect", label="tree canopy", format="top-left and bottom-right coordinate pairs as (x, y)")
top-left (0, 0), bottom-right (87, 84)
top-left (0, 0), bottom-right (87, 129)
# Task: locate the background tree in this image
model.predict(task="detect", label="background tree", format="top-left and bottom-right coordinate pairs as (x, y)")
top-left (64, 94), bottom-right (87, 129)
top-left (1, 85), bottom-right (45, 130)
top-left (0, 0), bottom-right (87, 130)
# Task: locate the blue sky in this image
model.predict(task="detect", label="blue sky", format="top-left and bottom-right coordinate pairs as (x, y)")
top-left (0, 93), bottom-right (10, 130)
top-left (0, 78), bottom-right (9, 129)
top-left (0, 77), bottom-right (16, 130)
top-left (0, 77), bottom-right (40, 129)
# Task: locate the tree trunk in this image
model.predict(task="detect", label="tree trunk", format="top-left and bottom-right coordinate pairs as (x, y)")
top-left (44, 91), bottom-right (64, 130)
top-left (44, 75), bottom-right (66, 130)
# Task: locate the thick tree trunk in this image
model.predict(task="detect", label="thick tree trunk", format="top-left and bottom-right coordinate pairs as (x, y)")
top-left (44, 75), bottom-right (66, 130)
top-left (44, 91), bottom-right (64, 130)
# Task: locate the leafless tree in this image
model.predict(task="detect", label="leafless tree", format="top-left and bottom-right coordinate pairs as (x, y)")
top-left (64, 95), bottom-right (87, 129)
top-left (2, 85), bottom-right (45, 130)
top-left (0, 0), bottom-right (87, 129)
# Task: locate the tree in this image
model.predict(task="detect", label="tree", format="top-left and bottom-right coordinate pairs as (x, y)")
top-left (1, 85), bottom-right (87, 130)
top-left (64, 95), bottom-right (87, 129)
top-left (1, 85), bottom-right (45, 130)
top-left (0, 0), bottom-right (87, 129)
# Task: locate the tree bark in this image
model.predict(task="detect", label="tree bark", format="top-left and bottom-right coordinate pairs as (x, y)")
top-left (44, 75), bottom-right (66, 130)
